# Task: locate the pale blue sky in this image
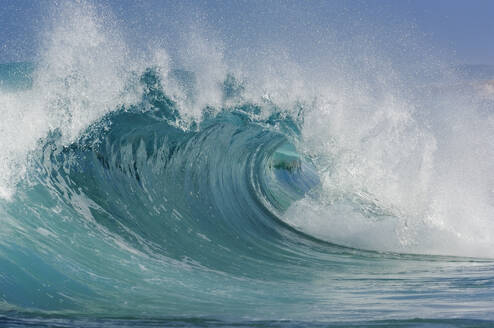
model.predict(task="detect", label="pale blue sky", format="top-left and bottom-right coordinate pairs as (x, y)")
top-left (1, 0), bottom-right (493, 65)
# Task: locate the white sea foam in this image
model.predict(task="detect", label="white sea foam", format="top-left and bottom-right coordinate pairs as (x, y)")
top-left (283, 61), bottom-right (494, 257)
top-left (0, 1), bottom-right (139, 199)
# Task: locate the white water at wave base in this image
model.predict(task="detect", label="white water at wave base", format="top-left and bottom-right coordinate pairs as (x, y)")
top-left (284, 67), bottom-right (494, 257)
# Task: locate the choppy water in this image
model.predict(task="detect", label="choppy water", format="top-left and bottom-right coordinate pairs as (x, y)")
top-left (1, 2), bottom-right (494, 327)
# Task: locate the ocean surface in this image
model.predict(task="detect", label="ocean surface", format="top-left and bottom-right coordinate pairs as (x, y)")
top-left (1, 2), bottom-right (494, 327)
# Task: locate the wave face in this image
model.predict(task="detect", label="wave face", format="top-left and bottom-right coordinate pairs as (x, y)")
top-left (1, 2), bottom-right (494, 326)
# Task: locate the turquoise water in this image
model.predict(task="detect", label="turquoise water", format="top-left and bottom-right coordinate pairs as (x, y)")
top-left (1, 3), bottom-right (494, 327)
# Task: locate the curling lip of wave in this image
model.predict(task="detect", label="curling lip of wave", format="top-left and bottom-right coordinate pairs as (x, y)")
top-left (1, 56), bottom-right (494, 324)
